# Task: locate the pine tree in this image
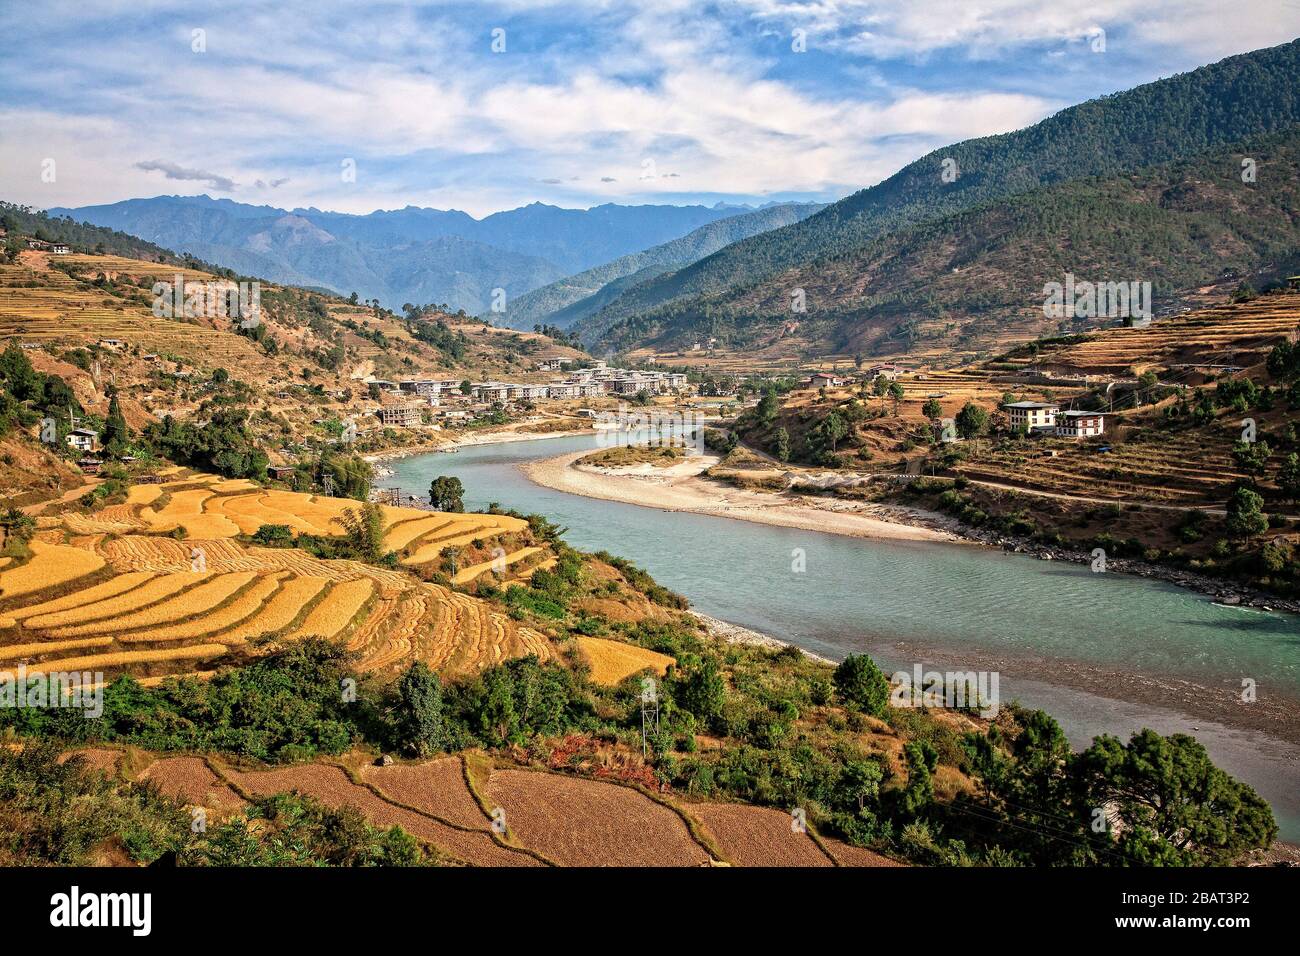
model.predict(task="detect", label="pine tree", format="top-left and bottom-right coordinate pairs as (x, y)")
top-left (101, 390), bottom-right (129, 456)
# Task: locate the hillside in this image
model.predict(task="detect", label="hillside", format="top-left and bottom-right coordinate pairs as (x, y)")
top-left (499, 202), bottom-right (823, 330)
top-left (714, 289), bottom-right (1300, 607)
top-left (47, 196), bottom-right (752, 315)
top-left (591, 127), bottom-right (1300, 358)
top-left (0, 245), bottom-right (584, 465)
top-left (577, 38), bottom-right (1300, 353)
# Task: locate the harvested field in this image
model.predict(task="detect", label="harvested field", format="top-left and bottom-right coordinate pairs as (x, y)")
top-left (225, 763), bottom-right (541, 866)
top-left (361, 757), bottom-right (489, 831)
top-left (6, 571), bottom-right (153, 622)
top-left (22, 572), bottom-right (199, 629)
top-left (0, 636), bottom-right (114, 663)
top-left (451, 546), bottom-right (543, 585)
top-left (690, 803), bottom-right (831, 867)
top-left (208, 575), bottom-right (328, 645)
top-left (576, 637), bottom-right (675, 687)
top-left (139, 757), bottom-right (247, 813)
top-left (60, 748), bottom-right (123, 774)
top-left (23, 643), bottom-right (228, 676)
top-left (384, 516), bottom-right (455, 552)
top-left (125, 485), bottom-right (162, 505)
top-left (0, 541), bottom-right (105, 602)
top-left (48, 572), bottom-right (256, 637)
top-left (2, 474), bottom-right (553, 682)
top-left (486, 768), bottom-right (710, 866)
top-left (822, 839), bottom-right (904, 867)
top-left (289, 578), bottom-right (374, 640)
top-left (117, 573), bottom-right (285, 643)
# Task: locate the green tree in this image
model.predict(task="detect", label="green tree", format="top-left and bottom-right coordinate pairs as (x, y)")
top-left (392, 662), bottom-right (445, 757)
top-left (900, 740), bottom-right (938, 817)
top-left (338, 503), bottom-right (387, 563)
top-left (954, 402), bottom-right (989, 439)
top-left (429, 475), bottom-right (465, 512)
top-left (1225, 486), bottom-right (1268, 540)
top-left (773, 427), bottom-right (791, 462)
top-left (815, 411), bottom-right (848, 454)
top-left (1279, 452), bottom-right (1300, 504)
top-left (1232, 440), bottom-right (1271, 483)
top-left (887, 381), bottom-right (905, 415)
top-left (320, 454), bottom-right (372, 501)
top-left (756, 390), bottom-right (779, 425)
top-left (0, 341), bottom-right (41, 402)
top-left (676, 658), bottom-right (726, 727)
top-left (832, 654), bottom-right (889, 716)
top-left (100, 390), bottom-right (129, 457)
top-left (1076, 730), bottom-right (1277, 865)
top-left (922, 398), bottom-right (943, 421)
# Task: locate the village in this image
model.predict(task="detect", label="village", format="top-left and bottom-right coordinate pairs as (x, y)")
top-left (365, 359), bottom-right (693, 430)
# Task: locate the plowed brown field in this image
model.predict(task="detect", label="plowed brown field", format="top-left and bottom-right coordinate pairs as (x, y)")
top-left (486, 768), bottom-right (710, 866)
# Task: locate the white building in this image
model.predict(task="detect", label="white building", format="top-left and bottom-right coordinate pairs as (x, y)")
top-left (1003, 401), bottom-right (1060, 433)
top-left (546, 382), bottom-right (581, 399)
top-left (1054, 410), bottom-right (1106, 438)
top-left (66, 428), bottom-right (98, 452)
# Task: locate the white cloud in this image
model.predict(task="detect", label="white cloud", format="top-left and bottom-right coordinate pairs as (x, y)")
top-left (1, 0), bottom-right (1296, 215)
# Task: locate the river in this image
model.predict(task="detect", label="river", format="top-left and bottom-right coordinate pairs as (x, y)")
top-left (380, 430), bottom-right (1300, 841)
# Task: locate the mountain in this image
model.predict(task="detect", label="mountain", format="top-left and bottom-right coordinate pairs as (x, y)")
top-left (578, 38), bottom-right (1300, 353)
top-left (46, 196), bottom-right (750, 315)
top-left (591, 127), bottom-right (1300, 358)
top-left (498, 201), bottom-right (824, 330)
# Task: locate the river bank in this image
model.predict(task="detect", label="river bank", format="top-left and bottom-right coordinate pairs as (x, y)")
top-left (364, 424), bottom-right (599, 466)
top-left (522, 446), bottom-right (1300, 615)
top-left (521, 449), bottom-right (962, 544)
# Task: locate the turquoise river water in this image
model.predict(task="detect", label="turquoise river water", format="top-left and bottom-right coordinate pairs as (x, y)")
top-left (381, 430), bottom-right (1300, 841)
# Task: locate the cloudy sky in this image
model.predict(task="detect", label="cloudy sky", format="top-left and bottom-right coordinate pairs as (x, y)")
top-left (1, 0), bottom-right (1297, 217)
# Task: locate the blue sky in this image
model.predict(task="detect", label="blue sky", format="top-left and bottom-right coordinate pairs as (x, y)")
top-left (1, 0), bottom-right (1297, 217)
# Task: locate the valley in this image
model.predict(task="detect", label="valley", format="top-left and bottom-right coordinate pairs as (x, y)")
top-left (1, 24), bottom-right (1298, 886)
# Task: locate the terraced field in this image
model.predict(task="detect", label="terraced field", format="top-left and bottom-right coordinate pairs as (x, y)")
top-left (0, 259), bottom-right (268, 368)
top-left (576, 637), bottom-right (675, 686)
top-left (1009, 295), bottom-right (1300, 376)
top-left (954, 427), bottom-right (1249, 505)
top-left (64, 744), bottom-right (906, 867)
top-left (0, 473), bottom-right (550, 683)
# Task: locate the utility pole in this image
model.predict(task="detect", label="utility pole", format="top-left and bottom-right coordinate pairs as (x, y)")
top-left (640, 678), bottom-right (659, 757)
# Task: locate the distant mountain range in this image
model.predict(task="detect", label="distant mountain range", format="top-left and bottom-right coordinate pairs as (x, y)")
top-left (575, 38), bottom-right (1300, 356)
top-left (45, 196), bottom-right (803, 315)
top-left (498, 201), bottom-right (824, 331)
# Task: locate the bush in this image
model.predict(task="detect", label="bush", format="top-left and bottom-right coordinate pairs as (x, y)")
top-left (833, 654), bottom-right (890, 716)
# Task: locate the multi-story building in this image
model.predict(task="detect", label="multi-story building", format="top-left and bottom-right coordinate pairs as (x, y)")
top-left (1002, 401), bottom-right (1060, 433)
top-left (378, 401), bottom-right (422, 428)
top-left (1054, 410), bottom-right (1106, 438)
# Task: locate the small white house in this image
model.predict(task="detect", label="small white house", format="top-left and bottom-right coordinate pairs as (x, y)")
top-left (66, 427), bottom-right (98, 453)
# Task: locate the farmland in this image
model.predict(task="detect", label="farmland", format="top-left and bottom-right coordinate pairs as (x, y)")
top-left (70, 746), bottom-right (900, 868)
top-left (0, 471), bottom-right (551, 681)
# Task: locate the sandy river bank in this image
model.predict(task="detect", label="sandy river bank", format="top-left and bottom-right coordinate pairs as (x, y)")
top-left (520, 449), bottom-right (962, 544)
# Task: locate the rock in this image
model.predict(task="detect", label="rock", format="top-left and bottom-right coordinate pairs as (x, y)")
top-left (375, 754), bottom-right (394, 766)
top-left (1221, 595), bottom-right (1241, 606)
